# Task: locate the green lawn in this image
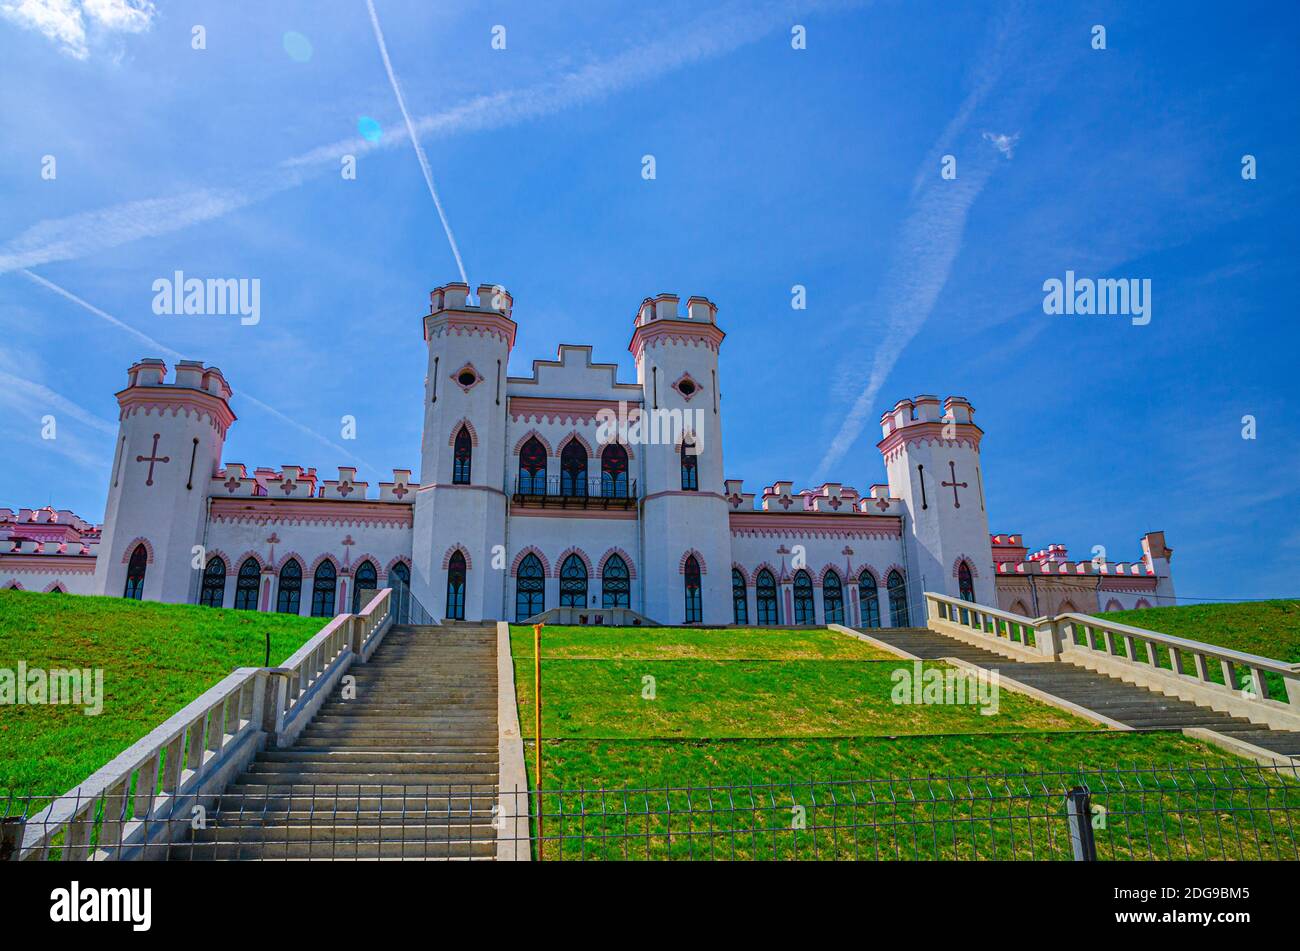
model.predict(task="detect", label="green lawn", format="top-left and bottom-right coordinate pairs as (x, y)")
top-left (1105, 600), bottom-right (1300, 663)
top-left (514, 622), bottom-right (1298, 860)
top-left (0, 589), bottom-right (324, 794)
top-left (523, 733), bottom-right (1293, 860)
top-left (510, 624), bottom-right (895, 660)
top-left (516, 658), bottom-right (1090, 738)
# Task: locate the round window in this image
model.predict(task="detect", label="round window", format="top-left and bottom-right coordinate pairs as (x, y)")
top-left (458, 371), bottom-right (477, 387)
top-left (678, 379), bottom-right (696, 396)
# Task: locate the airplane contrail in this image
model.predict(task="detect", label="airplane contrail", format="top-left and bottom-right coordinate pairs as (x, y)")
top-left (365, 0), bottom-right (471, 289)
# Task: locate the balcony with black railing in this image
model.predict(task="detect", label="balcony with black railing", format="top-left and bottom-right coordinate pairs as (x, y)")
top-left (512, 474), bottom-right (639, 510)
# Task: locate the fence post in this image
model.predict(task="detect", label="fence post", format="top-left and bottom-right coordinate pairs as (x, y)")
top-left (1065, 787), bottom-right (1097, 861)
top-left (1, 816), bottom-right (26, 861)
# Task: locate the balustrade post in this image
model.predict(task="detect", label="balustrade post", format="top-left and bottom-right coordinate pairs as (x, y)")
top-left (261, 669), bottom-right (290, 739)
top-left (1034, 619), bottom-right (1063, 659)
top-left (1285, 674), bottom-right (1300, 709)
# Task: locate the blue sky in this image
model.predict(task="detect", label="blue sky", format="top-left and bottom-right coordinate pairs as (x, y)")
top-left (1, 0), bottom-right (1296, 600)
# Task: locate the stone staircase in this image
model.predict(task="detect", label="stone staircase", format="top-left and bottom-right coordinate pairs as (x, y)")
top-left (868, 627), bottom-right (1300, 759)
top-left (174, 622), bottom-right (500, 860)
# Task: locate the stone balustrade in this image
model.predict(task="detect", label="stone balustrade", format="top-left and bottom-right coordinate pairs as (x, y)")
top-left (924, 591), bottom-right (1300, 732)
top-left (13, 589), bottom-right (395, 861)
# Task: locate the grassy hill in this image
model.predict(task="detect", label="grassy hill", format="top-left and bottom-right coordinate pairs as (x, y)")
top-left (1105, 599), bottom-right (1300, 663)
top-left (510, 623), bottom-right (1261, 858)
top-left (0, 590), bottom-right (323, 794)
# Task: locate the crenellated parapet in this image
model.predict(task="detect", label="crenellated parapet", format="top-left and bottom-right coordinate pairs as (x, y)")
top-left (720, 479), bottom-right (903, 516)
top-left (211, 465), bottom-right (416, 503)
top-left (423, 282), bottom-right (517, 349)
top-left (877, 394), bottom-right (981, 464)
top-left (628, 293), bottom-right (724, 363)
top-left (116, 358), bottom-right (236, 439)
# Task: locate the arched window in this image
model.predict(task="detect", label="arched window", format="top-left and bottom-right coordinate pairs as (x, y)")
top-left (560, 440), bottom-right (588, 497)
top-left (957, 560), bottom-right (975, 602)
top-left (277, 559), bottom-right (302, 614)
top-left (516, 553), bottom-right (545, 621)
top-left (199, 556), bottom-right (226, 607)
top-left (446, 550), bottom-right (467, 620)
top-left (793, 570), bottom-right (815, 625)
top-left (352, 560), bottom-right (378, 613)
top-left (123, 544), bottom-right (147, 599)
top-left (755, 569), bottom-right (779, 625)
top-left (311, 560), bottom-right (337, 617)
top-left (887, 570), bottom-right (908, 627)
top-left (683, 555), bottom-right (702, 623)
top-left (518, 437), bottom-right (547, 495)
top-left (732, 568), bottom-right (748, 625)
top-left (822, 570), bottom-right (844, 625)
top-left (48, 585), bottom-right (65, 594)
top-left (1010, 600), bottom-right (1030, 616)
top-left (600, 443), bottom-right (629, 498)
top-left (452, 425), bottom-right (472, 484)
top-left (559, 553), bottom-right (587, 607)
top-left (859, 573), bottom-right (881, 628)
top-left (235, 558), bottom-right (261, 611)
top-left (602, 554), bottom-right (630, 608)
top-left (680, 437), bottom-right (698, 491)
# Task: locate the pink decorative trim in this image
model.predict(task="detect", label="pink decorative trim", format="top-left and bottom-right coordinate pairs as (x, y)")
top-left (1009, 600), bottom-right (1030, 615)
top-left (855, 565), bottom-right (880, 587)
top-left (233, 550), bottom-right (266, 572)
top-left (557, 431), bottom-right (594, 456)
top-left (677, 549), bottom-right (707, 575)
top-left (508, 506), bottom-right (636, 521)
top-left (670, 371), bottom-right (702, 402)
top-left (731, 563), bottom-right (751, 586)
top-left (450, 363), bottom-right (484, 393)
top-left (121, 537), bottom-right (155, 565)
top-left (876, 421), bottom-right (982, 464)
top-left (628, 321), bottom-right (725, 362)
top-left (817, 564), bottom-right (846, 585)
top-left (204, 548), bottom-right (235, 574)
top-left (384, 555), bottom-right (411, 577)
top-left (510, 546), bottom-right (551, 578)
top-left (441, 545), bottom-right (473, 571)
top-left (1135, 598), bottom-right (1152, 609)
top-left (277, 551), bottom-right (306, 573)
top-left (513, 429), bottom-right (554, 456)
top-left (4, 579), bottom-right (25, 590)
top-left (42, 581), bottom-right (66, 593)
top-left (347, 554), bottom-right (382, 577)
top-left (425, 311), bottom-right (517, 349)
top-left (552, 547), bottom-right (592, 578)
top-left (117, 391), bottom-right (235, 439)
top-left (1058, 600), bottom-right (1078, 614)
top-left (1103, 599), bottom-right (1123, 612)
top-left (951, 556), bottom-right (979, 579)
top-left (597, 547), bottom-right (637, 580)
top-left (509, 397), bottom-right (624, 426)
top-left (209, 498), bottom-right (413, 529)
top-left (448, 419), bottom-right (480, 447)
top-left (308, 553), bottom-right (340, 577)
top-left (0, 556), bottom-right (96, 574)
top-left (883, 563), bottom-right (907, 583)
top-left (751, 562), bottom-right (778, 584)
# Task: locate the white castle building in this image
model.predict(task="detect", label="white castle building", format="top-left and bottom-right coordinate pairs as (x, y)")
top-left (1, 283), bottom-right (1176, 626)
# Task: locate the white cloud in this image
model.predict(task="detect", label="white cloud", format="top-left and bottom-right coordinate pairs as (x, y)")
top-left (982, 130), bottom-right (1020, 159)
top-left (1, 0), bottom-right (153, 60)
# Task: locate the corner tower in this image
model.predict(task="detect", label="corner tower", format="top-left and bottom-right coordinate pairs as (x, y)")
top-left (411, 282), bottom-right (515, 620)
top-left (94, 359), bottom-right (235, 602)
top-left (878, 395), bottom-right (995, 610)
top-left (631, 293), bottom-right (732, 623)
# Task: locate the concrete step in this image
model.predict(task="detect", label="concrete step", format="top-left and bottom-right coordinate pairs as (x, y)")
top-left (170, 837), bottom-right (495, 860)
top-left (192, 823), bottom-right (496, 843)
top-left (234, 773), bottom-right (499, 789)
top-left (260, 750), bottom-right (498, 766)
top-left (219, 789), bottom-right (497, 812)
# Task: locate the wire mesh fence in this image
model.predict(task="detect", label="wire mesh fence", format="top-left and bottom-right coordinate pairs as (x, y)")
top-left (3, 763), bottom-right (1298, 861)
top-left (506, 763), bottom-right (1300, 861)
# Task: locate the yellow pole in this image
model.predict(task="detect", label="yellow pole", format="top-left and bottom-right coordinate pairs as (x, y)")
top-left (533, 622), bottom-right (543, 860)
